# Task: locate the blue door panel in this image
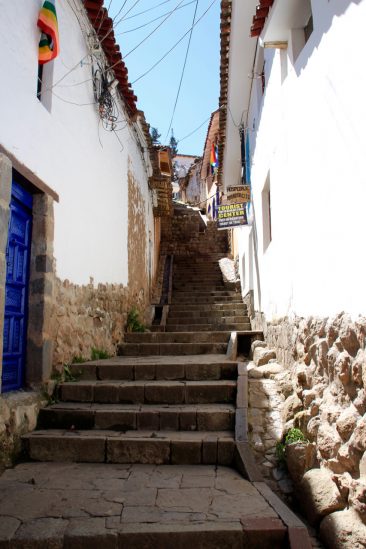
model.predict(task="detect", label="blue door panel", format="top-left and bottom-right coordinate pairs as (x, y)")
top-left (2, 181), bottom-right (32, 392)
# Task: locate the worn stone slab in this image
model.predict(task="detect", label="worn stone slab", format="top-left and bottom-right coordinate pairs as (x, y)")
top-left (11, 518), bottom-right (67, 548)
top-left (116, 522), bottom-right (244, 549)
top-left (24, 432), bottom-right (106, 463)
top-left (0, 463), bottom-right (285, 547)
top-left (253, 482), bottom-right (308, 529)
top-left (64, 518), bottom-right (118, 549)
top-left (185, 381), bottom-right (236, 404)
top-left (106, 438), bottom-right (170, 465)
top-left (171, 439), bottom-right (202, 465)
top-left (217, 438), bottom-right (235, 466)
top-left (288, 527), bottom-right (313, 549)
top-left (60, 383), bottom-right (94, 402)
top-left (241, 517), bottom-right (286, 548)
top-left (235, 442), bottom-right (264, 482)
top-left (145, 382), bottom-right (185, 405)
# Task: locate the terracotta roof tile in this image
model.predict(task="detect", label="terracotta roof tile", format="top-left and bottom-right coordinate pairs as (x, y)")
top-left (250, 0), bottom-right (274, 38)
top-left (82, 0), bottom-right (138, 115)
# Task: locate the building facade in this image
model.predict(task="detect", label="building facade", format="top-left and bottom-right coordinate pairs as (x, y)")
top-left (222, 0), bottom-right (366, 321)
top-left (0, 0), bottom-right (165, 464)
top-left (220, 1), bottom-right (366, 543)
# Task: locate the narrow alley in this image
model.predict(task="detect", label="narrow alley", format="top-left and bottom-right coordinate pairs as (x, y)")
top-left (1, 1), bottom-right (366, 548)
top-left (0, 206), bottom-right (311, 547)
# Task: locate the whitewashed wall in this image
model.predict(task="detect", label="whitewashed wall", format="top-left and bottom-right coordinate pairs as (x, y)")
top-left (0, 0), bottom-right (154, 285)
top-left (228, 0), bottom-right (366, 319)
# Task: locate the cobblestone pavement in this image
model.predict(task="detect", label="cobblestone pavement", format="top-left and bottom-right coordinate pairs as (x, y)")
top-left (0, 462), bottom-right (280, 547)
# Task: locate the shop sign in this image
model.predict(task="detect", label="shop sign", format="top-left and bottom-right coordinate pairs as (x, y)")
top-left (217, 203), bottom-right (248, 230)
top-left (227, 185), bottom-right (251, 204)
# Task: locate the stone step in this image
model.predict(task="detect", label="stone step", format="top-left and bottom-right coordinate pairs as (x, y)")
top-left (173, 279), bottom-right (223, 285)
top-left (59, 380), bottom-right (237, 405)
top-left (23, 429), bottom-right (236, 465)
top-left (172, 291), bottom-right (239, 297)
top-left (70, 357), bottom-right (238, 381)
top-left (168, 304), bottom-right (247, 313)
top-left (38, 403), bottom-right (235, 432)
top-left (124, 332), bottom-right (230, 344)
top-left (173, 271), bottom-right (222, 276)
top-left (171, 296), bottom-right (243, 304)
top-left (167, 314), bottom-right (249, 323)
top-left (172, 285), bottom-right (226, 291)
top-left (164, 324), bottom-right (251, 332)
top-left (117, 342), bottom-right (228, 356)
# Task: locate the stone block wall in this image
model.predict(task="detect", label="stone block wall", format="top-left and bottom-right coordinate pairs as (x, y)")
top-left (248, 313), bottom-right (366, 547)
top-left (50, 279), bottom-right (132, 368)
top-left (0, 391), bottom-right (46, 471)
top-left (161, 208), bottom-right (228, 257)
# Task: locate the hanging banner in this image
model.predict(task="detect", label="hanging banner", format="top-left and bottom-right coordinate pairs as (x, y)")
top-left (217, 203), bottom-right (248, 230)
top-left (226, 185), bottom-right (251, 204)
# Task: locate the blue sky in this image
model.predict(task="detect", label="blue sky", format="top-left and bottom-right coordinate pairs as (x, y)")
top-left (109, 0), bottom-right (220, 156)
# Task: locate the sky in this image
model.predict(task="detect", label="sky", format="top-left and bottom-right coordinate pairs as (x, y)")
top-left (109, 0), bottom-right (221, 156)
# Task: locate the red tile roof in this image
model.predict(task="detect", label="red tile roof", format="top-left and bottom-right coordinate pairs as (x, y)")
top-left (250, 0), bottom-right (274, 38)
top-left (82, 0), bottom-right (137, 115)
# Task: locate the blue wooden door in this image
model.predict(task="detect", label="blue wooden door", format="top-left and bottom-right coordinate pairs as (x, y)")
top-left (2, 182), bottom-right (33, 392)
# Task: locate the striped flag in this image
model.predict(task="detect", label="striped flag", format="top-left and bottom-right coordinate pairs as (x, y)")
top-left (210, 143), bottom-right (218, 169)
top-left (37, 0), bottom-right (59, 64)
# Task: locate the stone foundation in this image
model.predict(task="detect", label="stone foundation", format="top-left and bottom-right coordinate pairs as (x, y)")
top-left (248, 312), bottom-right (366, 547)
top-left (50, 279), bottom-right (131, 369)
top-left (0, 391), bottom-right (46, 471)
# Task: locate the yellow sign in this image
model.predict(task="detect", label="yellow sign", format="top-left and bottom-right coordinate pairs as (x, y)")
top-left (217, 203), bottom-right (247, 230)
top-left (226, 185), bottom-right (251, 204)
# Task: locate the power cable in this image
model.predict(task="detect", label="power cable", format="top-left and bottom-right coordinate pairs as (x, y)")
top-left (116, 0), bottom-right (143, 22)
top-left (132, 0), bottom-right (217, 85)
top-left (117, 1), bottom-right (196, 35)
top-left (123, 0), bottom-right (174, 21)
top-left (165, 0), bottom-right (199, 141)
top-left (123, 0), bottom-right (187, 60)
top-left (176, 106), bottom-right (223, 144)
top-left (111, 0), bottom-right (129, 22)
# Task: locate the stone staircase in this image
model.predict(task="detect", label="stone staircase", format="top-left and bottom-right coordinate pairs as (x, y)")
top-left (18, 205), bottom-right (312, 548)
top-left (24, 208), bottom-right (248, 466)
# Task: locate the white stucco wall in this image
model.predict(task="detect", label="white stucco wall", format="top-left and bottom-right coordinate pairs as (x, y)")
top-left (0, 0), bottom-right (154, 285)
top-left (228, 0), bottom-right (366, 319)
top-left (186, 165), bottom-right (202, 205)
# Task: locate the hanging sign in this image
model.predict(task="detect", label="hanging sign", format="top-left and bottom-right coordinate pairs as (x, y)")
top-left (217, 203), bottom-right (248, 230)
top-left (226, 185), bottom-right (251, 204)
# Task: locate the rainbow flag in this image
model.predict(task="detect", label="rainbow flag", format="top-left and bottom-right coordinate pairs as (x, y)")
top-left (37, 0), bottom-right (59, 64)
top-left (210, 143), bottom-right (218, 169)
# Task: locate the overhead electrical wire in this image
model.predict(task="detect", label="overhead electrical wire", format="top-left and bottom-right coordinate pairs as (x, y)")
top-left (132, 0), bottom-right (217, 84)
top-left (123, 0), bottom-right (174, 21)
top-left (46, 0), bottom-right (216, 96)
top-left (117, 1), bottom-right (196, 35)
top-left (164, 0), bottom-right (199, 141)
top-left (122, 0), bottom-right (187, 60)
top-left (111, 0), bottom-right (129, 22)
top-left (115, 0), bottom-right (143, 23)
top-left (176, 105), bottom-right (224, 144)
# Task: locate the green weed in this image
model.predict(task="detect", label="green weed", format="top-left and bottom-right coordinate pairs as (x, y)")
top-left (126, 307), bottom-right (145, 332)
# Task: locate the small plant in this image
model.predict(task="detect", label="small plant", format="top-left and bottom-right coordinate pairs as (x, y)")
top-left (51, 364), bottom-right (80, 383)
top-left (126, 307), bottom-right (145, 332)
top-left (285, 428), bottom-right (308, 445)
top-left (72, 355), bottom-right (87, 364)
top-left (276, 428), bottom-right (309, 464)
top-left (63, 364), bottom-right (79, 382)
top-left (91, 348), bottom-right (110, 360)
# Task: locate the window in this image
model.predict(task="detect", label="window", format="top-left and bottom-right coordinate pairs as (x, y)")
top-left (290, 0), bottom-right (313, 62)
top-left (262, 174), bottom-right (272, 252)
top-left (304, 14), bottom-right (313, 44)
top-left (36, 62), bottom-right (54, 111)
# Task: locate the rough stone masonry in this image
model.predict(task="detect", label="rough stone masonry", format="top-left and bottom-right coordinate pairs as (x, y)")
top-left (247, 312), bottom-right (366, 548)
